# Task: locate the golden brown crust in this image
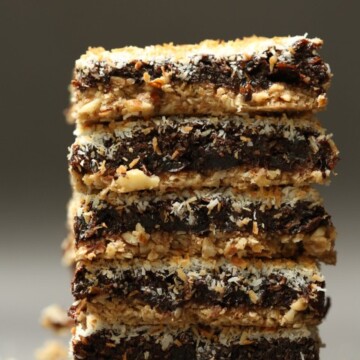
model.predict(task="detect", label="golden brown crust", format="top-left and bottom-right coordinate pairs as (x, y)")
top-left (66, 224), bottom-right (336, 265)
top-left (69, 83), bottom-right (327, 124)
top-left (78, 36), bottom-right (323, 63)
top-left (73, 299), bottom-right (323, 329)
top-left (70, 166), bottom-right (332, 194)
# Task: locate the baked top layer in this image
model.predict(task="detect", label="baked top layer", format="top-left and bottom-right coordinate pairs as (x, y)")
top-left (76, 36), bottom-right (324, 66)
top-left (69, 115), bottom-right (338, 193)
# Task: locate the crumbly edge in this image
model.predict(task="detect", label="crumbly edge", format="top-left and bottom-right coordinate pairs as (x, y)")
top-left (62, 233), bottom-right (76, 267)
top-left (68, 83), bottom-right (327, 124)
top-left (72, 299), bottom-right (323, 329)
top-left (41, 304), bottom-right (74, 335)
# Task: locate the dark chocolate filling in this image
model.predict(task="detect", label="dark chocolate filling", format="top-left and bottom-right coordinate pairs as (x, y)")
top-left (74, 199), bottom-right (332, 243)
top-left (72, 265), bottom-right (326, 315)
top-left (69, 120), bottom-right (337, 177)
top-left (73, 329), bottom-right (320, 360)
top-left (74, 39), bottom-right (329, 100)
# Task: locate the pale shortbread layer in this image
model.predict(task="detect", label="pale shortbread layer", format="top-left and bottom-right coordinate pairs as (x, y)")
top-left (73, 185), bottom-right (323, 212)
top-left (71, 166), bottom-right (332, 194)
top-left (67, 225), bottom-right (336, 265)
top-left (72, 299), bottom-right (324, 329)
top-left (69, 83), bottom-right (327, 124)
top-left (76, 256), bottom-right (323, 285)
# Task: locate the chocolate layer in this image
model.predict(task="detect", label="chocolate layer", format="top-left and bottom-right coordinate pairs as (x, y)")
top-left (73, 328), bottom-right (320, 360)
top-left (74, 195), bottom-right (332, 244)
top-left (72, 260), bottom-right (326, 318)
top-left (69, 117), bottom-right (338, 179)
top-left (74, 38), bottom-right (329, 100)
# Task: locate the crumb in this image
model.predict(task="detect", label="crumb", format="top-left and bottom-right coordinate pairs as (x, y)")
top-left (40, 304), bottom-right (73, 335)
top-left (35, 341), bottom-right (68, 360)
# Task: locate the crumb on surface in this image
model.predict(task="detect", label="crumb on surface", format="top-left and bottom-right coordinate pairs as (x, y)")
top-left (35, 341), bottom-right (68, 360)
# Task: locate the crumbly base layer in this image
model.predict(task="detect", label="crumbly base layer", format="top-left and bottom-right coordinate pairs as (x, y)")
top-left (62, 233), bottom-right (76, 267)
top-left (71, 166), bottom-right (333, 194)
top-left (69, 83), bottom-right (327, 124)
top-left (70, 299), bottom-right (327, 328)
top-left (72, 325), bottom-right (320, 360)
top-left (70, 224), bottom-right (336, 264)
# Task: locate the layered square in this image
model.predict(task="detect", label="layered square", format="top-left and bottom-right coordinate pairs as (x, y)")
top-left (69, 115), bottom-right (338, 193)
top-left (71, 257), bottom-right (328, 328)
top-left (69, 36), bottom-right (331, 123)
top-left (67, 187), bottom-right (335, 264)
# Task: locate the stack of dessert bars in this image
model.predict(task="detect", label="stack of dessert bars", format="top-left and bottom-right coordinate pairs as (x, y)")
top-left (64, 36), bottom-right (339, 359)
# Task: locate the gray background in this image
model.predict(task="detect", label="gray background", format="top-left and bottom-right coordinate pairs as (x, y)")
top-left (0, 0), bottom-right (359, 358)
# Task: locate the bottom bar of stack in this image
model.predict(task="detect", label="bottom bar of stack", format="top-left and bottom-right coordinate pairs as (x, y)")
top-left (72, 325), bottom-right (320, 359)
top-left (70, 256), bottom-right (327, 359)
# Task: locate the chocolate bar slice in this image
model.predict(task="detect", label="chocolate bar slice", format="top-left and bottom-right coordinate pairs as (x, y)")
top-left (70, 187), bottom-right (336, 264)
top-left (72, 325), bottom-right (321, 360)
top-left (69, 36), bottom-right (331, 123)
top-left (69, 115), bottom-right (338, 193)
top-left (71, 257), bottom-right (328, 328)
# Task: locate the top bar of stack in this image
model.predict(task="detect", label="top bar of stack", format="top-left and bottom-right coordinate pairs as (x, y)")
top-left (69, 35), bottom-right (331, 124)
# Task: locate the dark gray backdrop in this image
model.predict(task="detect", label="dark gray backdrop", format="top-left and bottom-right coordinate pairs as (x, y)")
top-left (0, 0), bottom-right (359, 358)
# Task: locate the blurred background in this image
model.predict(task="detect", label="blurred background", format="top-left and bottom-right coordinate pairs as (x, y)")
top-left (0, 0), bottom-right (359, 358)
